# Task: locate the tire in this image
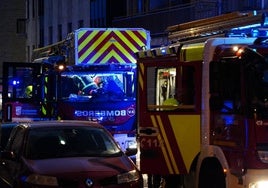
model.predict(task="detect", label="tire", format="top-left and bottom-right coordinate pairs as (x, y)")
top-left (198, 158), bottom-right (226, 188)
top-left (147, 174), bottom-right (161, 188)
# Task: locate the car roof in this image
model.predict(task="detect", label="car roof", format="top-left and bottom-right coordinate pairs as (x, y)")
top-left (17, 120), bottom-right (104, 130)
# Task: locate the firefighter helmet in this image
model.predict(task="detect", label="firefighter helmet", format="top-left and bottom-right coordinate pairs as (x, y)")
top-left (25, 85), bottom-right (33, 98)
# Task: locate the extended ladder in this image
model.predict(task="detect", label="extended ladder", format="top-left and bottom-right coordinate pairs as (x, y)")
top-left (167, 11), bottom-right (264, 44)
top-left (32, 40), bottom-right (67, 61)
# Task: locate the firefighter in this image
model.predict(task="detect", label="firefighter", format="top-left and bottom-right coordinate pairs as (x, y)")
top-left (161, 80), bottom-right (168, 101)
top-left (90, 76), bottom-right (102, 93)
top-left (79, 76), bottom-right (104, 96)
top-left (24, 85), bottom-right (33, 98)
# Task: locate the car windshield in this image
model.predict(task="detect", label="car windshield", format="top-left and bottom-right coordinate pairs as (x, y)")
top-left (60, 71), bottom-right (135, 101)
top-left (25, 126), bottom-right (122, 159)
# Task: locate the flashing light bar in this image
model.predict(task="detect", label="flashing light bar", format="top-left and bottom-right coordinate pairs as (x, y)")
top-left (227, 12), bottom-right (268, 38)
top-left (12, 80), bottom-right (20, 86)
top-left (68, 64), bottom-right (136, 72)
top-left (136, 45), bottom-right (181, 58)
top-left (231, 23), bottom-right (261, 31)
top-left (252, 28), bottom-right (268, 37)
top-left (226, 26), bottom-right (268, 38)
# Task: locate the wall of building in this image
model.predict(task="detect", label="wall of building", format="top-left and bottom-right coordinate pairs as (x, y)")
top-left (42, 0), bottom-right (91, 46)
top-left (0, 0), bottom-right (26, 112)
top-left (113, 0), bottom-right (268, 47)
top-left (26, 0), bottom-right (40, 62)
top-left (26, 0), bottom-right (93, 61)
top-left (0, 0), bottom-right (26, 64)
top-left (4, 0), bottom-right (268, 64)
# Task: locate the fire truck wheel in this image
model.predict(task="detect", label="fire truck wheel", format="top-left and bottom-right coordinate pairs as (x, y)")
top-left (147, 174), bottom-right (161, 188)
top-left (147, 175), bottom-right (185, 188)
top-left (198, 157), bottom-right (226, 188)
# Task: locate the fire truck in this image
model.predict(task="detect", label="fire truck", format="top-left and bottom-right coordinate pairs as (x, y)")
top-left (136, 11), bottom-right (268, 187)
top-left (2, 28), bottom-right (150, 151)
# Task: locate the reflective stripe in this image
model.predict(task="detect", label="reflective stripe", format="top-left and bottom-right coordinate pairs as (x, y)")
top-left (151, 115), bottom-right (175, 173)
top-left (138, 63), bottom-right (144, 91)
top-left (42, 76), bottom-right (48, 116)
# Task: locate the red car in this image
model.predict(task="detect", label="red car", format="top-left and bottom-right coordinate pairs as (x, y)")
top-left (0, 120), bottom-right (142, 188)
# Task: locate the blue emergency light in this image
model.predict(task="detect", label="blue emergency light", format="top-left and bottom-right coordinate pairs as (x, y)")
top-left (12, 80), bottom-right (20, 86)
top-left (227, 12), bottom-right (268, 38)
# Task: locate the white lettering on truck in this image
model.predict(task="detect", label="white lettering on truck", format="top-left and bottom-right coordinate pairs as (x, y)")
top-left (75, 109), bottom-right (133, 117)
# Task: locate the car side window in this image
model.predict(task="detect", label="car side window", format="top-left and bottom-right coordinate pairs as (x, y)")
top-left (6, 126), bottom-right (25, 157)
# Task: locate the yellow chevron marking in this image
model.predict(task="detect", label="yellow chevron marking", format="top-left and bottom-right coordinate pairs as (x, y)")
top-left (95, 39), bottom-right (115, 60)
top-left (156, 115), bottom-right (179, 174)
top-left (99, 49), bottom-right (125, 64)
top-left (78, 30), bottom-right (147, 64)
top-left (110, 38), bottom-right (136, 62)
top-left (79, 32), bottom-right (110, 62)
top-left (151, 115), bottom-right (174, 173)
top-left (122, 30), bottom-right (147, 44)
top-left (168, 115), bottom-right (200, 172)
top-left (79, 35), bottom-right (136, 64)
top-left (78, 30), bottom-right (99, 51)
top-left (115, 31), bottom-right (138, 51)
top-left (115, 30), bottom-right (145, 51)
top-left (133, 31), bottom-right (148, 47)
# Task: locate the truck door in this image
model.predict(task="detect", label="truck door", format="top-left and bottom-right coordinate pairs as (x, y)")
top-left (209, 44), bottom-right (268, 177)
top-left (209, 57), bottom-right (247, 176)
top-left (2, 62), bottom-right (44, 122)
top-left (138, 58), bottom-right (202, 175)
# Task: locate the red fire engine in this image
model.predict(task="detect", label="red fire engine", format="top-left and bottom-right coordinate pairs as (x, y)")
top-left (136, 11), bottom-right (268, 188)
top-left (2, 28), bottom-right (150, 153)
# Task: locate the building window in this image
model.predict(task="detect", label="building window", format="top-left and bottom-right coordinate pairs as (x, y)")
top-left (32, 0), bottom-right (35, 18)
top-left (17, 19), bottom-right (26, 34)
top-left (78, 20), bottom-right (84, 28)
top-left (26, 0), bottom-right (29, 19)
top-left (38, 0), bottom-right (44, 16)
top-left (58, 24), bottom-right (62, 41)
top-left (39, 28), bottom-right (44, 47)
top-left (27, 45), bottom-right (30, 62)
top-left (49, 26), bottom-right (53, 44)
top-left (67, 22), bottom-right (72, 34)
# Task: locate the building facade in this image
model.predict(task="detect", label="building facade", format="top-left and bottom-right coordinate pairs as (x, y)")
top-left (26, 0), bottom-right (92, 62)
top-left (0, 0), bottom-right (26, 70)
top-left (0, 0), bottom-right (267, 121)
top-left (2, 0), bottom-right (268, 64)
top-left (112, 0), bottom-right (268, 46)
top-left (26, 0), bottom-right (127, 62)
top-left (0, 0), bottom-right (26, 114)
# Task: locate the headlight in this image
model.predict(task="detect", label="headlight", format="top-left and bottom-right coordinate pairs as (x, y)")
top-left (117, 170), bottom-right (140, 184)
top-left (249, 180), bottom-right (268, 188)
top-left (257, 151), bottom-right (268, 163)
top-left (23, 174), bottom-right (58, 186)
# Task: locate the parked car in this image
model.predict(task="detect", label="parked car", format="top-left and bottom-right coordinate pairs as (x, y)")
top-left (0, 120), bottom-right (142, 188)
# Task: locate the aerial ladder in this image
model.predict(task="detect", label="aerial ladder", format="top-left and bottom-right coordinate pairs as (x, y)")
top-left (166, 11), bottom-right (266, 44)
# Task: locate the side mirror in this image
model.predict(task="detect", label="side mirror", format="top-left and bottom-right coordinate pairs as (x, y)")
top-left (262, 70), bottom-right (268, 84)
top-left (1, 151), bottom-right (15, 160)
top-left (125, 148), bottom-right (137, 156)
